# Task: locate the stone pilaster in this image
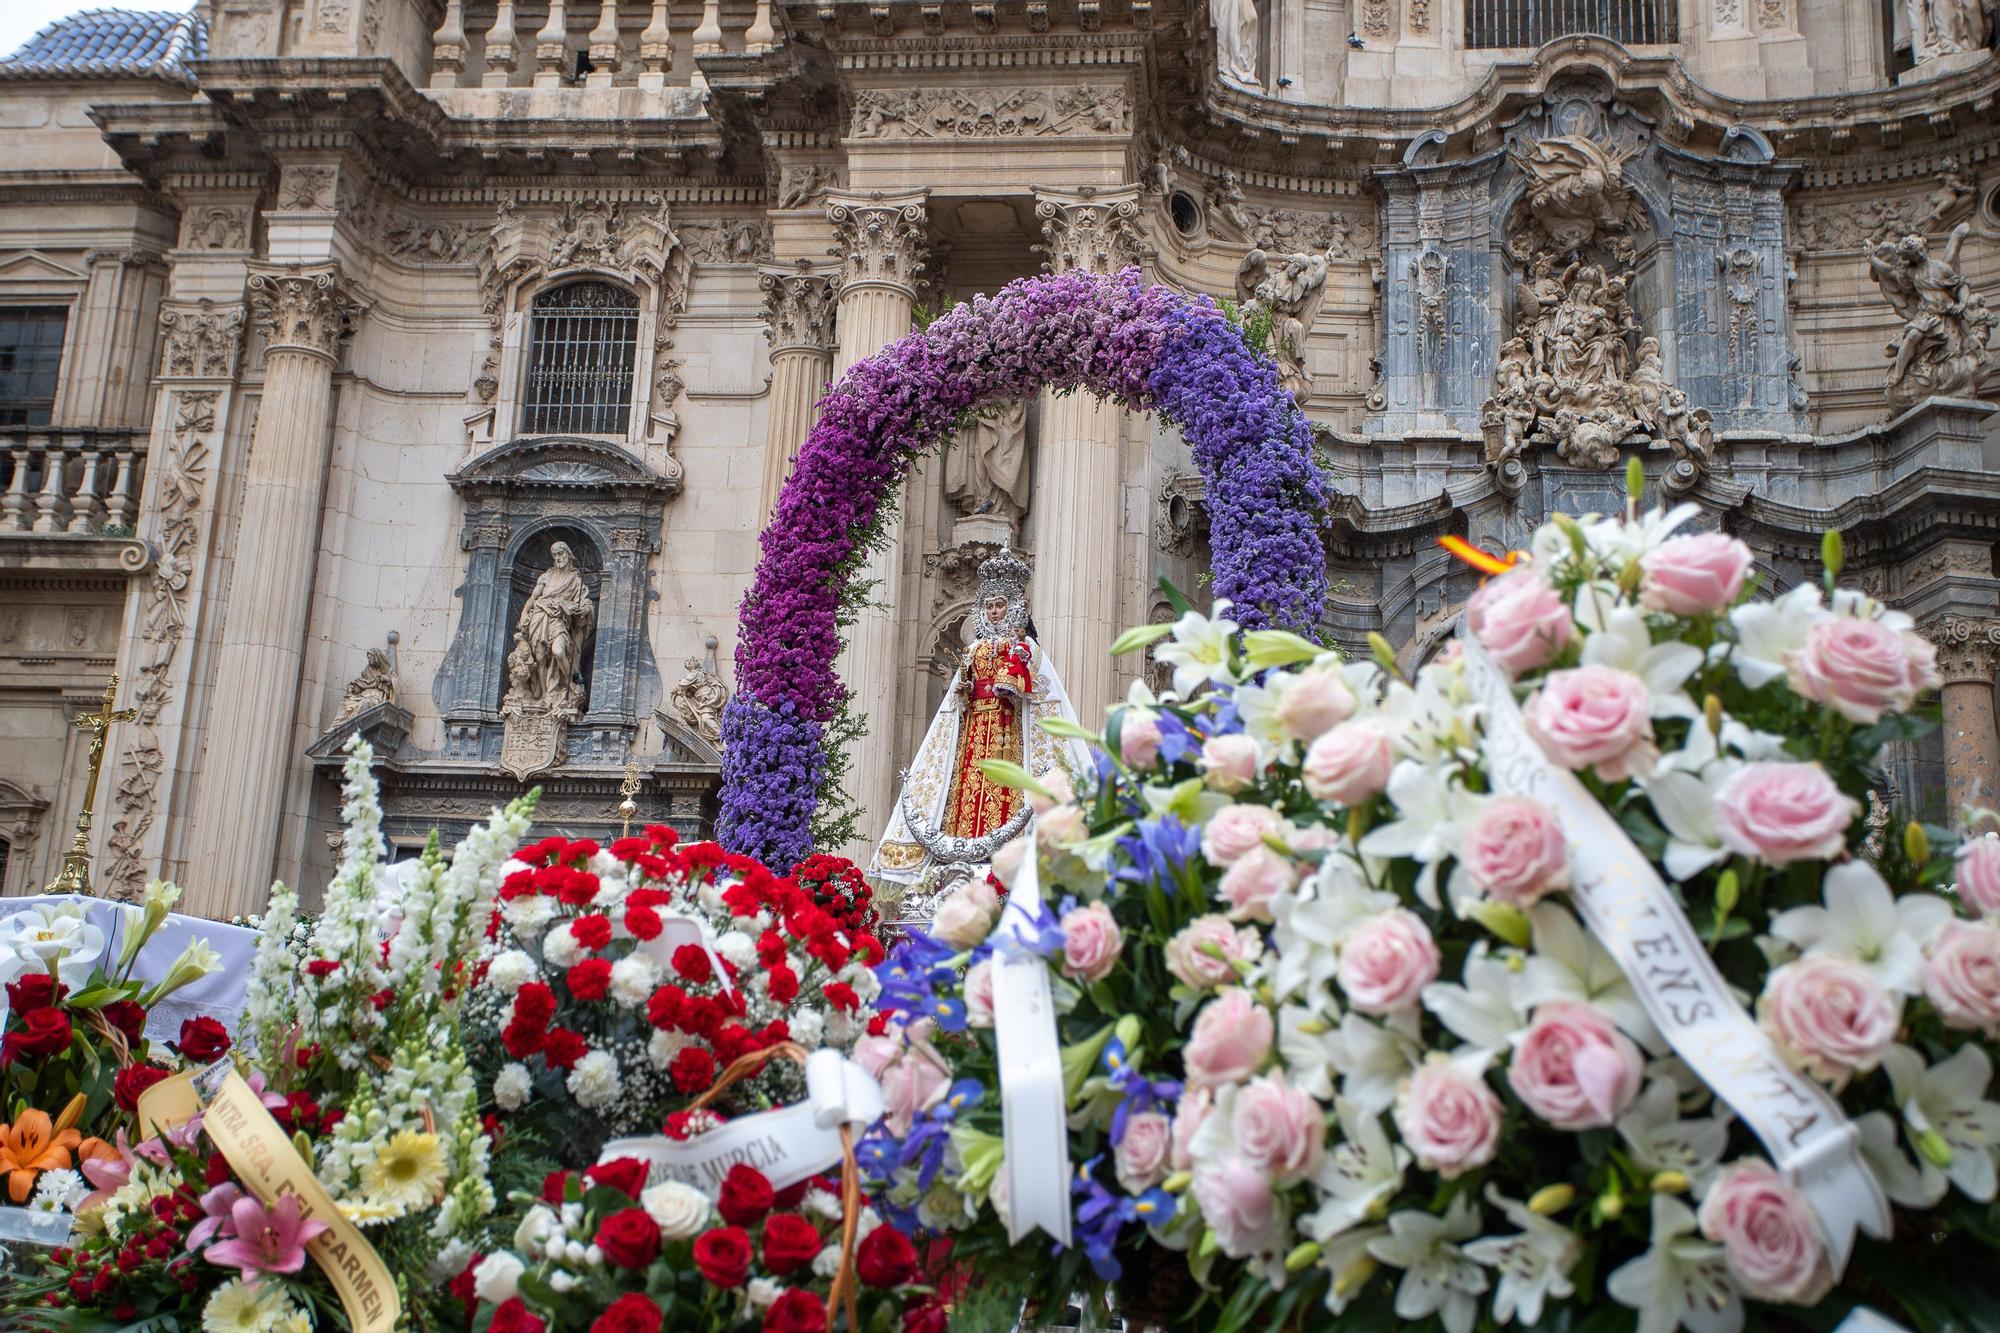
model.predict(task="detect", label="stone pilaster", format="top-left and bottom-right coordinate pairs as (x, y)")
top-left (757, 261), bottom-right (839, 517)
top-left (1926, 616), bottom-right (2000, 824)
top-left (180, 265), bottom-right (361, 917)
top-left (827, 192), bottom-right (928, 860)
top-left (1027, 186), bottom-right (1143, 732)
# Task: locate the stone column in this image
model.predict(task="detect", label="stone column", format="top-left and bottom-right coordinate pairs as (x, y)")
top-left (1928, 616), bottom-right (2000, 823)
top-left (182, 266), bottom-right (360, 918)
top-left (1027, 186), bottom-right (1143, 733)
top-left (827, 192), bottom-right (928, 859)
top-left (757, 261), bottom-right (839, 518)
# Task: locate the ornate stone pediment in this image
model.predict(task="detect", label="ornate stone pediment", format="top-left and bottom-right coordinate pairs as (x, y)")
top-left (448, 436), bottom-right (681, 500)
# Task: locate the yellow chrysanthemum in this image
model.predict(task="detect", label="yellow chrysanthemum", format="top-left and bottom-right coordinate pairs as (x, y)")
top-left (270, 1313), bottom-right (314, 1333)
top-left (358, 1129), bottom-right (446, 1211)
top-left (337, 1195), bottom-right (412, 1225)
top-left (200, 1277), bottom-right (292, 1333)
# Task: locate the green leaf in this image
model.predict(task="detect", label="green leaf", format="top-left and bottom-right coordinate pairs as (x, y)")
top-left (974, 759), bottom-right (1053, 801)
top-left (1157, 575), bottom-right (1193, 617)
top-left (1109, 623), bottom-right (1174, 657)
top-left (1241, 629), bottom-right (1326, 671)
top-left (61, 983), bottom-right (129, 1010)
top-left (1036, 717), bottom-right (1101, 742)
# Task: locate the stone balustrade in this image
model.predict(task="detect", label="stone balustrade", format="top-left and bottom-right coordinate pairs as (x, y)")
top-left (0, 430), bottom-right (144, 537)
top-left (428, 0), bottom-right (776, 91)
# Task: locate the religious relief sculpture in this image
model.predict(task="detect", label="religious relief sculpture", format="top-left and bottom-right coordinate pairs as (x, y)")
top-left (871, 550), bottom-right (1090, 920)
top-left (668, 637), bottom-right (729, 747)
top-left (944, 400), bottom-right (1030, 540)
top-left (1869, 222), bottom-right (1997, 409)
top-left (1236, 249), bottom-right (1329, 402)
top-left (328, 647), bottom-right (399, 729)
top-left (1483, 134), bottom-right (1713, 478)
top-left (500, 541), bottom-right (597, 780)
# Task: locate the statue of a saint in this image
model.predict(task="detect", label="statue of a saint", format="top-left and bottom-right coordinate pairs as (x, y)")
top-left (944, 401), bottom-right (1030, 526)
top-left (871, 549), bottom-right (1089, 910)
top-left (329, 647), bottom-right (398, 729)
top-left (508, 541), bottom-right (596, 716)
top-left (1211, 0), bottom-right (1261, 85)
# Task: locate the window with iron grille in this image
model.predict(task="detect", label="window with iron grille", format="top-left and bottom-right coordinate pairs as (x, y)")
top-left (1465, 0), bottom-right (1676, 47)
top-left (520, 281), bottom-right (639, 436)
top-left (0, 306), bottom-right (68, 427)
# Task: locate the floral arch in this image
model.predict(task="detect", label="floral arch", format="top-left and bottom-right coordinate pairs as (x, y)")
top-left (718, 269), bottom-right (1328, 869)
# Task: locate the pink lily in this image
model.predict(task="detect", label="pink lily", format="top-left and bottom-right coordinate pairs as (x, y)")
top-left (201, 1193), bottom-right (328, 1276)
top-left (76, 1130), bottom-right (140, 1212)
top-left (186, 1182), bottom-right (244, 1249)
top-left (245, 1070), bottom-right (290, 1113)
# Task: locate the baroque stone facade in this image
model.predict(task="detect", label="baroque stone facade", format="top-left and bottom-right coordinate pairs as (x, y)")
top-left (1, 0), bottom-right (1999, 910)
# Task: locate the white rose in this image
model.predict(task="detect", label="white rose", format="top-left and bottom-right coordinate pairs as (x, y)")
top-left (641, 1180), bottom-right (711, 1239)
top-left (493, 1062), bottom-right (534, 1111)
top-left (513, 1205), bottom-right (558, 1256)
top-left (608, 954), bottom-right (660, 1009)
top-left (486, 949), bottom-right (536, 993)
top-left (747, 1279), bottom-right (782, 1310)
top-left (472, 1252), bottom-right (526, 1305)
top-left (565, 1049), bottom-right (622, 1110)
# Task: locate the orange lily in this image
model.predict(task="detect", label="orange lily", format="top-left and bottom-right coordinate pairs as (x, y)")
top-left (0, 1109), bottom-right (83, 1203)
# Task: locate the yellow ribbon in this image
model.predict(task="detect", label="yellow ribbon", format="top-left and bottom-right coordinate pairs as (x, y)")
top-left (137, 1065), bottom-right (401, 1333)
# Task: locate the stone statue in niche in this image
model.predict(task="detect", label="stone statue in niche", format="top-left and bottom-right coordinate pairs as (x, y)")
top-left (1906, 0), bottom-right (1988, 60)
top-left (1236, 248), bottom-right (1329, 402)
top-left (1869, 222), bottom-right (1997, 409)
top-left (328, 647), bottom-right (398, 729)
top-left (1211, 0), bottom-right (1261, 84)
top-left (1483, 133), bottom-right (1714, 478)
top-left (945, 401), bottom-right (1030, 543)
top-left (508, 541), bottom-right (596, 716)
top-left (669, 635), bottom-right (729, 746)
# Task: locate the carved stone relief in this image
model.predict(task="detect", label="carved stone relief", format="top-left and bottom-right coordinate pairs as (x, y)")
top-left (850, 86), bottom-right (1129, 139)
top-left (158, 301), bottom-right (246, 380)
top-left (944, 400), bottom-right (1030, 542)
top-left (181, 206), bottom-right (249, 251)
top-left (1794, 161), bottom-right (1974, 249)
top-left (1868, 222), bottom-right (1997, 408)
top-left (828, 195), bottom-right (930, 291)
top-left (679, 218), bottom-right (773, 264)
top-left (775, 165), bottom-right (839, 210)
top-left (248, 268), bottom-right (360, 360)
top-left (667, 639), bottom-right (729, 746)
top-left (1906, 0), bottom-right (1989, 62)
top-left (1153, 471), bottom-right (1210, 556)
top-left (1242, 206), bottom-right (1380, 263)
top-left (277, 164), bottom-right (338, 211)
top-left (1237, 248), bottom-right (1328, 402)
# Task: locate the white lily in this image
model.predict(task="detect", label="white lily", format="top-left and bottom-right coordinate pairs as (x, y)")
top-left (1303, 1100), bottom-right (1410, 1241)
top-left (1462, 1187), bottom-right (1583, 1326)
top-left (1277, 1002), bottom-right (1343, 1101)
top-left (1317, 1224), bottom-right (1390, 1317)
top-left (1328, 1010), bottom-right (1423, 1114)
top-left (1727, 581), bottom-right (1823, 689)
top-left (1587, 503), bottom-right (1705, 569)
top-left (1152, 600), bottom-right (1241, 697)
top-left (1517, 903), bottom-right (1662, 1052)
top-left (1269, 858), bottom-right (1395, 1002)
top-left (1855, 1109), bottom-right (1947, 1209)
top-left (1372, 666), bottom-right (1481, 768)
top-left (1606, 1195), bottom-right (1744, 1333)
top-left (1768, 862), bottom-right (1951, 996)
top-left (1421, 943), bottom-right (1526, 1064)
top-left (1358, 761), bottom-right (1479, 909)
top-left (1368, 1194), bottom-right (1489, 1333)
top-left (1578, 603), bottom-right (1703, 720)
top-left (1831, 585), bottom-right (1916, 633)
top-left (1616, 1080), bottom-right (1730, 1191)
top-left (1883, 1042), bottom-right (2000, 1202)
top-left (0, 904), bottom-right (108, 989)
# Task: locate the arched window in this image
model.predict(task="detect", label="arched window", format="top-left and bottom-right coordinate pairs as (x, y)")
top-left (520, 281), bottom-right (639, 435)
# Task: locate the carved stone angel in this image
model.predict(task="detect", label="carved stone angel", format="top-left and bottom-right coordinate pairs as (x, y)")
top-left (1869, 222), bottom-right (1998, 407)
top-left (1237, 248), bottom-right (1329, 402)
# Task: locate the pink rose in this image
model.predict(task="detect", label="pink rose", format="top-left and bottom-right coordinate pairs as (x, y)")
top-left (1640, 532), bottom-right (1753, 616)
top-left (1201, 803), bottom-right (1281, 869)
top-left (1526, 666), bottom-right (1656, 782)
top-left (1169, 1088), bottom-right (1213, 1171)
top-left (1230, 1075), bottom-right (1325, 1184)
top-left (851, 1026), bottom-right (900, 1079)
top-left (1336, 909), bottom-right (1440, 1016)
top-left (1507, 1002), bottom-right (1643, 1130)
top-left (1788, 618), bottom-right (1932, 724)
top-left (1758, 956), bottom-right (1899, 1084)
top-left (878, 1043), bottom-right (951, 1137)
top-left (1120, 715), bottom-right (1163, 768)
top-left (1302, 721), bottom-right (1396, 806)
top-left (1200, 735), bottom-right (1262, 793)
top-left (1036, 803), bottom-right (1089, 850)
top-left (1955, 835), bottom-right (2000, 917)
top-left (1183, 988), bottom-right (1275, 1089)
top-left (1697, 1160), bottom-right (1834, 1305)
top-left (1029, 768), bottom-right (1075, 813)
top-left (1462, 796), bottom-right (1570, 907)
top-left (990, 836), bottom-right (1029, 888)
top-left (1191, 1155), bottom-right (1279, 1259)
top-left (1113, 1111), bottom-right (1172, 1193)
top-left (1275, 666), bottom-right (1356, 742)
top-left (1923, 920), bottom-right (2000, 1035)
top-left (1059, 901), bottom-right (1124, 984)
top-left (1466, 568), bottom-right (1572, 676)
top-left (1713, 762), bottom-right (1858, 867)
top-left (1220, 846), bottom-right (1298, 923)
top-left (931, 880), bottom-right (999, 949)
top-left (1393, 1057), bottom-right (1504, 1179)
top-left (1166, 915), bottom-right (1261, 989)
top-left (964, 959), bottom-right (996, 1029)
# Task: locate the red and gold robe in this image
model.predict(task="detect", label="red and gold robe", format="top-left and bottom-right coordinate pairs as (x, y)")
top-left (939, 636), bottom-right (1035, 840)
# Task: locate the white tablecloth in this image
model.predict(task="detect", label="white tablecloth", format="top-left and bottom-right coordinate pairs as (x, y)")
top-left (0, 895), bottom-right (261, 1042)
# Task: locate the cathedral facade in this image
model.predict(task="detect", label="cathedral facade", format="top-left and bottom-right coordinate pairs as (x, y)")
top-left (1, 0), bottom-right (1997, 916)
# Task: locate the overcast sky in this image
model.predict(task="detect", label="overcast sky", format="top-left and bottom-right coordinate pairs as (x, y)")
top-left (1, 1), bottom-right (198, 61)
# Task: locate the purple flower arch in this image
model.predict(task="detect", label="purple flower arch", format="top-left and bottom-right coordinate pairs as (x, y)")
top-left (719, 269), bottom-right (1327, 869)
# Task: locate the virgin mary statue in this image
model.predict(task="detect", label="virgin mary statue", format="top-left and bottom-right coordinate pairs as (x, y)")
top-left (871, 549), bottom-right (1089, 917)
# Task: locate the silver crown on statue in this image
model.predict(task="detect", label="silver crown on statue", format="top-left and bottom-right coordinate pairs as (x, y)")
top-left (972, 547), bottom-right (1032, 639)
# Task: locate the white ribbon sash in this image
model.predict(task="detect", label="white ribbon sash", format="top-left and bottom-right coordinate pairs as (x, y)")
top-left (636, 913), bottom-right (736, 999)
top-left (1460, 635), bottom-right (1890, 1269)
top-left (991, 824), bottom-right (1073, 1247)
top-left (598, 1049), bottom-right (882, 1193)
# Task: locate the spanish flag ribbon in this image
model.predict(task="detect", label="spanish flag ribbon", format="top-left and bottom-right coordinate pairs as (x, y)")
top-left (1438, 535), bottom-right (1524, 577)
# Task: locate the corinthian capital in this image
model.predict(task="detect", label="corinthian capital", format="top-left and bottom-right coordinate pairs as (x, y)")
top-left (1034, 185), bottom-right (1144, 275)
top-left (1925, 615), bottom-right (2000, 685)
top-left (827, 191), bottom-right (929, 295)
top-left (247, 264), bottom-right (363, 361)
top-left (759, 261), bottom-right (839, 355)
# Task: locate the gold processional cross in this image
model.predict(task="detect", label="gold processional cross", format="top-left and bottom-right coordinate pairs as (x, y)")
top-left (45, 674), bottom-right (138, 896)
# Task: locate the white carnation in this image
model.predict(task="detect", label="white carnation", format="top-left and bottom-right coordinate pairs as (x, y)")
top-left (565, 1049), bottom-right (622, 1110)
top-left (803, 1187), bottom-right (842, 1220)
top-left (648, 1028), bottom-right (693, 1069)
top-left (609, 954), bottom-right (660, 1009)
top-left (542, 923), bottom-right (586, 968)
top-left (505, 895), bottom-right (557, 939)
top-left (717, 929), bottom-right (757, 971)
top-left (494, 1062), bottom-right (534, 1111)
top-left (811, 1244), bottom-right (845, 1279)
top-left (486, 949), bottom-right (536, 993)
top-left (640, 1180), bottom-right (711, 1239)
top-left (788, 1008), bottom-right (825, 1049)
